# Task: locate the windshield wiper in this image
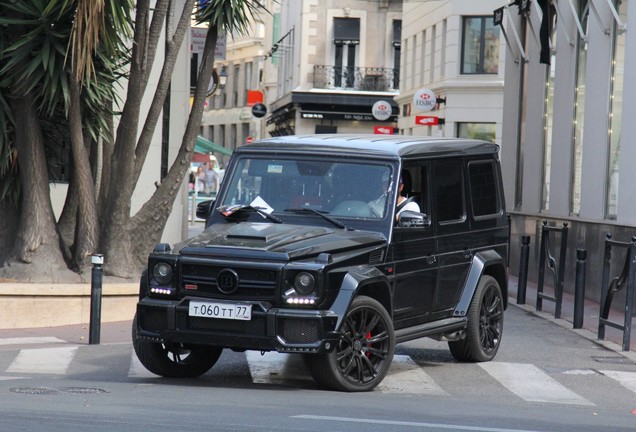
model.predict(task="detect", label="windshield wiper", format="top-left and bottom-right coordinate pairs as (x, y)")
top-left (218, 205), bottom-right (283, 224)
top-left (284, 208), bottom-right (347, 229)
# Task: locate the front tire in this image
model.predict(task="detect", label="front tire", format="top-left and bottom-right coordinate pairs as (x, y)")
top-left (306, 296), bottom-right (395, 392)
top-left (449, 275), bottom-right (503, 362)
top-left (132, 314), bottom-right (222, 378)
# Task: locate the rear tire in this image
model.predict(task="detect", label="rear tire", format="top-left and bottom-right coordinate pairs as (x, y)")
top-left (306, 296), bottom-right (394, 392)
top-left (132, 314), bottom-right (222, 378)
top-left (449, 275), bottom-right (503, 362)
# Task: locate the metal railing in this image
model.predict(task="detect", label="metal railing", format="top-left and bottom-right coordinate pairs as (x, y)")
top-left (536, 221), bottom-right (569, 319)
top-left (313, 65), bottom-right (399, 92)
top-left (598, 234), bottom-right (636, 351)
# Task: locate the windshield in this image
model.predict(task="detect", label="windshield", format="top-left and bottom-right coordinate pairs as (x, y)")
top-left (220, 157), bottom-right (395, 219)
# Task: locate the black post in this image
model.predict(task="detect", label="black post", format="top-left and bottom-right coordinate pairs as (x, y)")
top-left (573, 249), bottom-right (587, 329)
top-left (89, 254), bottom-right (104, 345)
top-left (536, 222), bottom-right (548, 311)
top-left (517, 235), bottom-right (530, 304)
top-left (598, 234), bottom-right (613, 341)
top-left (554, 223), bottom-right (569, 319)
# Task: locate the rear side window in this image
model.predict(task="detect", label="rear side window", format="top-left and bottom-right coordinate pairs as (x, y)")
top-left (468, 160), bottom-right (501, 218)
top-left (434, 160), bottom-right (465, 223)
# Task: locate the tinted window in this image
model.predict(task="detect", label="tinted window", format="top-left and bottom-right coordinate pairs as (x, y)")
top-left (220, 157), bottom-right (392, 218)
top-left (434, 161), bottom-right (464, 222)
top-left (468, 161), bottom-right (500, 217)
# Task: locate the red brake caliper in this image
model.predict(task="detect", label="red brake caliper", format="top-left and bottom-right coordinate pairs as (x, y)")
top-left (365, 331), bottom-right (372, 358)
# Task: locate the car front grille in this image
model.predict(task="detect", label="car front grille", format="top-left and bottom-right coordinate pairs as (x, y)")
top-left (180, 262), bottom-right (279, 300)
top-left (278, 318), bottom-right (321, 344)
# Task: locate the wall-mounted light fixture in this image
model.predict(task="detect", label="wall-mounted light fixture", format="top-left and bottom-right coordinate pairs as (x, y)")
top-left (219, 67), bottom-right (228, 89)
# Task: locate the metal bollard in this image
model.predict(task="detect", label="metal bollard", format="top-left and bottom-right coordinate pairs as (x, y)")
top-left (517, 236), bottom-right (530, 305)
top-left (89, 254), bottom-right (104, 345)
top-left (573, 249), bottom-right (587, 329)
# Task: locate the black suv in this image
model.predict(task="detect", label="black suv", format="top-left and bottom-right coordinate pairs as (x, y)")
top-left (133, 134), bottom-right (509, 392)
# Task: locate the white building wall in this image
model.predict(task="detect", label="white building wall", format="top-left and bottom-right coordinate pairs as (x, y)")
top-left (397, 0), bottom-right (504, 142)
top-left (502, 1), bottom-right (636, 305)
top-left (577, 3), bottom-right (614, 220)
top-left (617, 1), bottom-right (636, 225)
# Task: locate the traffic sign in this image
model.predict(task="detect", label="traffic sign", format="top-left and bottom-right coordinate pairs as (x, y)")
top-left (251, 103), bottom-right (267, 118)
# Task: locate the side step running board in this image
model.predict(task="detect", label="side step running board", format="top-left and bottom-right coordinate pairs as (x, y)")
top-left (395, 317), bottom-right (467, 344)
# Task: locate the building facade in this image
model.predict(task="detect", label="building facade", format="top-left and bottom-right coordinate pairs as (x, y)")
top-left (500, 0), bottom-right (635, 304)
top-left (397, 0), bottom-right (505, 143)
top-left (198, 14), bottom-right (267, 169)
top-left (264, 0), bottom-right (403, 136)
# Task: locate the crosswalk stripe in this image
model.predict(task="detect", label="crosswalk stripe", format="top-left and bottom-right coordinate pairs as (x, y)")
top-left (478, 362), bottom-right (594, 406)
top-left (6, 346), bottom-right (78, 375)
top-left (0, 376), bottom-right (29, 381)
top-left (0, 337), bottom-right (66, 346)
top-left (379, 354), bottom-right (447, 395)
top-left (128, 352), bottom-right (159, 378)
top-left (600, 370), bottom-right (636, 393)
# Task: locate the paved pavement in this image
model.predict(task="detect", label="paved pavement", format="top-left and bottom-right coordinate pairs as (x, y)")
top-left (0, 276), bottom-right (634, 361)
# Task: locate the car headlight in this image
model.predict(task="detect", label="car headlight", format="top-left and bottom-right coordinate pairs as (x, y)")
top-left (152, 262), bottom-right (174, 285)
top-left (283, 270), bottom-right (321, 306)
top-left (294, 272), bottom-right (315, 295)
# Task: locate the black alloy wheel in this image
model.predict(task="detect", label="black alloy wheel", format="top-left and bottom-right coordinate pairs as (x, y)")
top-left (449, 275), bottom-right (503, 362)
top-left (306, 295), bottom-right (395, 392)
top-left (132, 314), bottom-right (222, 378)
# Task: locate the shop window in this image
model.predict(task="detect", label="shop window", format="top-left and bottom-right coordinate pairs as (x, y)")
top-left (457, 123), bottom-right (496, 143)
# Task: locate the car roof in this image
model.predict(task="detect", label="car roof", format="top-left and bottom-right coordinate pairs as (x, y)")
top-left (236, 134), bottom-right (500, 159)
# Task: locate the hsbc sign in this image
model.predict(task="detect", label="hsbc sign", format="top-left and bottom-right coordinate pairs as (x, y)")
top-left (413, 88), bottom-right (437, 113)
top-left (371, 100), bottom-right (392, 121)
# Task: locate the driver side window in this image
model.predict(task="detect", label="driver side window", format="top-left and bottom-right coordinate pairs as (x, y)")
top-left (395, 163), bottom-right (429, 227)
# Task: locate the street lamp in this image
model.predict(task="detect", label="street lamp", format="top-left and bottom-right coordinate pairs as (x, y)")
top-left (218, 67), bottom-right (228, 89)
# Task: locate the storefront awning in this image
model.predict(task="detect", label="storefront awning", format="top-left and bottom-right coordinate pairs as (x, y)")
top-left (195, 135), bottom-right (232, 156)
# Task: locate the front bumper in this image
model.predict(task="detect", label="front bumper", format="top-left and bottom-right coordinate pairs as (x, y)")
top-left (135, 297), bottom-right (340, 354)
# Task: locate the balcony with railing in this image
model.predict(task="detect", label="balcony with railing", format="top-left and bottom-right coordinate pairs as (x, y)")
top-left (313, 66), bottom-right (399, 92)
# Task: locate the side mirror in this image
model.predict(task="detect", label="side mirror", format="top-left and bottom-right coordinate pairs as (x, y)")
top-left (397, 210), bottom-right (430, 228)
top-left (196, 200), bottom-right (215, 220)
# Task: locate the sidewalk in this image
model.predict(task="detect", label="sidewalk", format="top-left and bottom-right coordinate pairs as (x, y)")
top-left (507, 275), bottom-right (636, 362)
top-left (0, 276), bottom-right (634, 361)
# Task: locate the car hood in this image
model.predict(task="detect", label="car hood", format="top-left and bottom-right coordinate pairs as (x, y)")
top-left (176, 222), bottom-right (386, 261)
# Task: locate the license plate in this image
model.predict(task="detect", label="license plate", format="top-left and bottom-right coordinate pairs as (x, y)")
top-left (189, 301), bottom-right (251, 321)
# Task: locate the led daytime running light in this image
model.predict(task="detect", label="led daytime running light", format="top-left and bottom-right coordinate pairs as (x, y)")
top-left (286, 298), bottom-right (315, 305)
top-left (150, 287), bottom-right (174, 295)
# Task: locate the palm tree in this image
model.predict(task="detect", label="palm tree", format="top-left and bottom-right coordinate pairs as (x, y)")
top-left (0, 0), bottom-right (267, 280)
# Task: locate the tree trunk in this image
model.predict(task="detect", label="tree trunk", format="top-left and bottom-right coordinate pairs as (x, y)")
top-left (5, 95), bottom-right (67, 274)
top-left (68, 76), bottom-right (99, 270)
top-left (57, 163), bottom-right (78, 247)
top-left (0, 199), bottom-right (19, 268)
top-left (99, 0), bottom-right (177, 277)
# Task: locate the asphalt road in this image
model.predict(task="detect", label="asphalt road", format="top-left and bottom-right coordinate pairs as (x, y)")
top-left (0, 306), bottom-right (635, 431)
